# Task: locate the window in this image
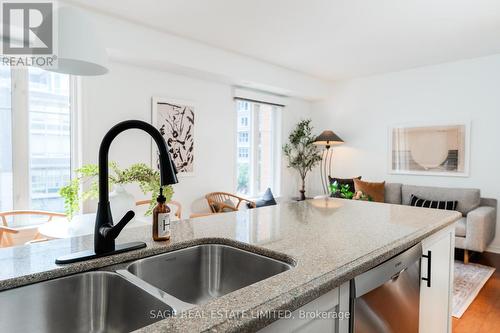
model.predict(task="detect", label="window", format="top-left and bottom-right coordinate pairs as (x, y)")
top-left (238, 147), bottom-right (249, 158)
top-left (238, 132), bottom-right (249, 143)
top-left (235, 99), bottom-right (281, 197)
top-left (0, 67), bottom-right (12, 213)
top-left (240, 116), bottom-right (248, 127)
top-left (0, 67), bottom-right (74, 226)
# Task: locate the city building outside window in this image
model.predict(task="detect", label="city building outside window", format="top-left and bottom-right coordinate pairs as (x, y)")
top-left (0, 67), bottom-right (75, 226)
top-left (235, 99), bottom-right (281, 197)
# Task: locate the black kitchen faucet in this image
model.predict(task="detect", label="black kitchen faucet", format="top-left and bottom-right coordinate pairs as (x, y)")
top-left (56, 120), bottom-right (178, 264)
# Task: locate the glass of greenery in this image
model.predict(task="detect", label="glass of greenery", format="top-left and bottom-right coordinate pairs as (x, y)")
top-left (59, 162), bottom-right (173, 219)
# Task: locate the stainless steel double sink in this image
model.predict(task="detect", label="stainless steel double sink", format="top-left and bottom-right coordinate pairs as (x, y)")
top-left (0, 244), bottom-right (293, 333)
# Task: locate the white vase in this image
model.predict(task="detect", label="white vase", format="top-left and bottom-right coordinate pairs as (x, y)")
top-left (109, 184), bottom-right (135, 222)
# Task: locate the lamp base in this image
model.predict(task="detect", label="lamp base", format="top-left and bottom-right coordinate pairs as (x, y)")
top-left (320, 148), bottom-right (334, 195)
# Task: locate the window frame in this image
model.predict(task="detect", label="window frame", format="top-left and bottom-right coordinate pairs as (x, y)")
top-left (7, 67), bottom-right (79, 212)
top-left (234, 98), bottom-right (282, 198)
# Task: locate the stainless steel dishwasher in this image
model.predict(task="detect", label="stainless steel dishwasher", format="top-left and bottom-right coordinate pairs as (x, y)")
top-left (350, 243), bottom-right (423, 333)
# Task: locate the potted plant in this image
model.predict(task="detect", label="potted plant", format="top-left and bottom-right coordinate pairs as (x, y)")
top-left (283, 119), bottom-right (322, 200)
top-left (59, 162), bottom-right (173, 219)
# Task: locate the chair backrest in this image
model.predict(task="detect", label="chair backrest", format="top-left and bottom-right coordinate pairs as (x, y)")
top-left (0, 211), bottom-right (64, 248)
top-left (0, 210), bottom-right (66, 227)
top-left (205, 192), bottom-right (256, 213)
top-left (135, 200), bottom-right (182, 219)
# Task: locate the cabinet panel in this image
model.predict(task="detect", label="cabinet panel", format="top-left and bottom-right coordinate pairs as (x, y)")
top-left (419, 226), bottom-right (454, 333)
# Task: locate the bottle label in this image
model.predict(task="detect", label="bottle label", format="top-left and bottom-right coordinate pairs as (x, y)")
top-left (158, 212), bottom-right (170, 238)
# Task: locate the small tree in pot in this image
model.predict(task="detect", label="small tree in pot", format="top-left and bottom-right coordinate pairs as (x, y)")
top-left (283, 119), bottom-right (322, 200)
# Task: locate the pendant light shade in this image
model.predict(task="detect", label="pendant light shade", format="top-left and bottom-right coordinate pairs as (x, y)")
top-left (50, 7), bottom-right (108, 76)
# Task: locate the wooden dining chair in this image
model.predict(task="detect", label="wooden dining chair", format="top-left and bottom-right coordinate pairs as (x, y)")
top-left (135, 200), bottom-right (182, 219)
top-left (0, 226), bottom-right (19, 247)
top-left (205, 192), bottom-right (256, 213)
top-left (0, 210), bottom-right (67, 247)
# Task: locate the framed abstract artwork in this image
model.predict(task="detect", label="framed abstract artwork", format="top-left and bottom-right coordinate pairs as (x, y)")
top-left (152, 97), bottom-right (195, 177)
top-left (389, 122), bottom-right (470, 177)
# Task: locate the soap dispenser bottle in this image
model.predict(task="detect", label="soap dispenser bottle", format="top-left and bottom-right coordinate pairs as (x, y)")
top-left (152, 187), bottom-right (171, 241)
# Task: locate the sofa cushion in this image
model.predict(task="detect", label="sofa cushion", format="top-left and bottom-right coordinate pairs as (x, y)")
top-left (329, 175), bottom-right (361, 189)
top-left (385, 183), bottom-right (402, 204)
top-left (354, 179), bottom-right (385, 203)
top-left (253, 188), bottom-right (277, 208)
top-left (401, 185), bottom-right (480, 215)
top-left (410, 194), bottom-right (458, 211)
top-left (211, 199), bottom-right (236, 213)
top-left (455, 217), bottom-right (467, 237)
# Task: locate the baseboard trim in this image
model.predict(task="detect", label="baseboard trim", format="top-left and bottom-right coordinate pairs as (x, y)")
top-left (486, 245), bottom-right (500, 254)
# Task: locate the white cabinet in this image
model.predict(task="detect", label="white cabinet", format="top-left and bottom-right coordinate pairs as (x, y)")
top-left (419, 225), bottom-right (455, 333)
top-left (258, 288), bottom-right (340, 333)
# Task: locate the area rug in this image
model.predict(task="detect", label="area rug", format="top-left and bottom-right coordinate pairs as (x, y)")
top-left (453, 261), bottom-right (495, 318)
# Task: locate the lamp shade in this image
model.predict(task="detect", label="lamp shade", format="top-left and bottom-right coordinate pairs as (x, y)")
top-left (49, 7), bottom-right (108, 76)
top-left (314, 130), bottom-right (344, 147)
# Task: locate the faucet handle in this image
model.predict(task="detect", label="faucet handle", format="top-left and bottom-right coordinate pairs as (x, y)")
top-left (104, 210), bottom-right (135, 240)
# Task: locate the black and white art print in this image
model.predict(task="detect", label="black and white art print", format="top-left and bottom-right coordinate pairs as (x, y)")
top-left (152, 97), bottom-right (195, 176)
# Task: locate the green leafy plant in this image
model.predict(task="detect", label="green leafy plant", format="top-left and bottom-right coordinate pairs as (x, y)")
top-left (329, 181), bottom-right (340, 197)
top-left (330, 181), bottom-right (355, 199)
top-left (283, 119), bottom-right (322, 199)
top-left (353, 190), bottom-right (373, 201)
top-left (329, 182), bottom-right (372, 201)
top-left (59, 162), bottom-right (173, 219)
top-left (340, 184), bottom-right (355, 199)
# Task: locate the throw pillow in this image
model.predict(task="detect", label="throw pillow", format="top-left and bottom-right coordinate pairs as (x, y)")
top-left (410, 194), bottom-right (458, 211)
top-left (328, 176), bottom-right (362, 190)
top-left (328, 176), bottom-right (362, 198)
top-left (221, 198), bottom-right (236, 212)
top-left (211, 199), bottom-right (236, 213)
top-left (249, 188), bottom-right (277, 208)
top-left (354, 179), bottom-right (385, 203)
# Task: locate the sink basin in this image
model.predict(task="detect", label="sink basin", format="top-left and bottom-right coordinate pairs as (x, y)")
top-left (0, 271), bottom-right (172, 333)
top-left (122, 244), bottom-right (292, 305)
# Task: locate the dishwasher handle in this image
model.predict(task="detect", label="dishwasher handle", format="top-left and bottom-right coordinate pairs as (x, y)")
top-left (421, 250), bottom-right (432, 288)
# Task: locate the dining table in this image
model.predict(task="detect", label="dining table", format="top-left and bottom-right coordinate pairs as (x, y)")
top-left (37, 208), bottom-right (157, 239)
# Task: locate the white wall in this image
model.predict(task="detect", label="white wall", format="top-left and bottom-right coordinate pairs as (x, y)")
top-left (312, 54), bottom-right (500, 252)
top-left (81, 62), bottom-right (313, 216)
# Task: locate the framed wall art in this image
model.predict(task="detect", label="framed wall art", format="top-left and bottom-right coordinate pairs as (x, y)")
top-left (389, 122), bottom-right (470, 177)
top-left (152, 97), bottom-right (195, 176)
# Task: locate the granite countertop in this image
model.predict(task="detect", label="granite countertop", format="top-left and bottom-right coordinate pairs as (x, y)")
top-left (0, 199), bottom-right (461, 332)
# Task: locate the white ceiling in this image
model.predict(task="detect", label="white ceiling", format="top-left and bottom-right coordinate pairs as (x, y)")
top-left (68, 0), bottom-right (500, 81)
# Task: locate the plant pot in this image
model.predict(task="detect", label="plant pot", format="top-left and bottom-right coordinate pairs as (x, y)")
top-left (109, 184), bottom-right (135, 222)
top-left (299, 190), bottom-right (306, 201)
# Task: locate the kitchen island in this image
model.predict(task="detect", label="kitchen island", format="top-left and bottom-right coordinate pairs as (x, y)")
top-left (0, 198), bottom-right (461, 332)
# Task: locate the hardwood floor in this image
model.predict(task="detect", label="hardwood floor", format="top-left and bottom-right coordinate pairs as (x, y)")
top-left (452, 250), bottom-right (500, 333)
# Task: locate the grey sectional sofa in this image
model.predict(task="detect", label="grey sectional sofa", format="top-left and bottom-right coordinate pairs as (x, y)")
top-left (385, 183), bottom-right (497, 263)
